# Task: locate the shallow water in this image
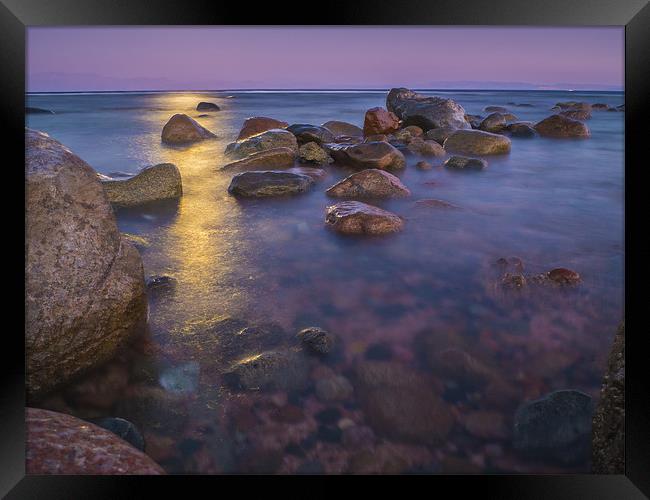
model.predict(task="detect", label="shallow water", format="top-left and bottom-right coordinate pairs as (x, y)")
top-left (27, 90), bottom-right (624, 474)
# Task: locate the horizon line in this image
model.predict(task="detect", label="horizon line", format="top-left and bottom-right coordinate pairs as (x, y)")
top-left (26, 87), bottom-right (625, 95)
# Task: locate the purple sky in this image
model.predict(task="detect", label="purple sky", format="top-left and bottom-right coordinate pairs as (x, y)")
top-left (27, 27), bottom-right (624, 92)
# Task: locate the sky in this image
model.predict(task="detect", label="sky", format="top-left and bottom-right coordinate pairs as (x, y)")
top-left (26, 27), bottom-right (624, 92)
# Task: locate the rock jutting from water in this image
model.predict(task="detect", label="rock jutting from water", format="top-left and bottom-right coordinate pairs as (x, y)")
top-left (321, 120), bottom-right (364, 138)
top-left (405, 138), bottom-right (446, 157)
top-left (484, 105), bottom-right (508, 113)
top-left (443, 155), bottom-right (488, 171)
top-left (560, 109), bottom-right (592, 121)
top-left (425, 126), bottom-right (458, 145)
top-left (479, 112), bottom-right (508, 133)
top-left (513, 390), bottom-right (594, 465)
top-left (220, 147), bottom-right (297, 171)
top-left (506, 122), bottom-right (537, 138)
top-left (443, 129), bottom-right (512, 155)
top-left (101, 163), bottom-right (182, 208)
top-left (326, 169), bottom-right (411, 199)
top-left (26, 129), bottom-right (147, 397)
top-left (225, 129), bottom-right (299, 159)
top-left (26, 408), bottom-right (164, 474)
top-left (363, 107), bottom-right (400, 136)
top-left (236, 116), bottom-right (289, 141)
top-left (324, 141), bottom-right (406, 171)
top-left (534, 114), bottom-right (591, 138)
top-left (592, 322), bottom-right (625, 474)
top-left (325, 201), bottom-right (403, 235)
top-left (161, 113), bottom-right (216, 144)
top-left (298, 141), bottom-right (332, 165)
top-left (196, 101), bottom-right (220, 111)
top-left (287, 123), bottom-right (335, 145)
top-left (386, 87), bottom-right (470, 130)
top-left (228, 170), bottom-right (314, 197)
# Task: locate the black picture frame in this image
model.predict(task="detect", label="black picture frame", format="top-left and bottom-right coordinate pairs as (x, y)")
top-left (2, 0), bottom-right (648, 497)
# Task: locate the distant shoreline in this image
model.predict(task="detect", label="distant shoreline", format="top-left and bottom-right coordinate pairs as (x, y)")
top-left (26, 88), bottom-right (625, 96)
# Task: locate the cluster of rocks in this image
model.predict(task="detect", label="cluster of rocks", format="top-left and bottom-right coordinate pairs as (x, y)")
top-left (495, 257), bottom-right (582, 291)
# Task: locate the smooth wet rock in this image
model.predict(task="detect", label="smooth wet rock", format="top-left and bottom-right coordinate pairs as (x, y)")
top-left (325, 201), bottom-right (403, 235)
top-left (236, 116), bottom-right (289, 141)
top-left (326, 169), bottom-right (411, 199)
top-left (506, 122), bottom-right (537, 138)
top-left (220, 147), bottom-right (296, 171)
top-left (416, 160), bottom-right (432, 170)
top-left (228, 170), bottom-right (314, 197)
top-left (315, 375), bottom-right (354, 402)
top-left (479, 113), bottom-right (507, 133)
top-left (443, 155), bottom-right (487, 170)
top-left (322, 120), bottom-right (363, 137)
top-left (101, 163), bottom-right (182, 207)
top-left (387, 88), bottom-right (470, 130)
top-left (297, 326), bottom-right (333, 354)
top-left (298, 141), bottom-right (332, 164)
top-left (325, 141), bottom-right (406, 170)
top-left (196, 101), bottom-right (220, 111)
top-left (535, 114), bottom-right (591, 138)
top-left (484, 106), bottom-right (507, 113)
top-left (503, 112), bottom-right (518, 122)
top-left (514, 390), bottom-right (594, 465)
top-left (592, 323), bottom-right (625, 474)
top-left (87, 417), bottom-right (145, 451)
top-left (286, 166), bottom-right (327, 181)
top-left (26, 408), bottom-right (163, 474)
top-left (354, 361), bottom-right (453, 444)
top-left (443, 129), bottom-right (511, 155)
top-left (560, 109), bottom-right (592, 121)
top-left (406, 138), bottom-right (445, 157)
top-left (26, 129), bottom-right (147, 397)
top-left (363, 107), bottom-right (400, 136)
top-left (425, 126), bottom-right (458, 145)
top-left (161, 113), bottom-right (216, 144)
top-left (226, 129), bottom-right (298, 158)
top-left (287, 123), bottom-right (335, 145)
top-left (223, 349), bottom-right (310, 392)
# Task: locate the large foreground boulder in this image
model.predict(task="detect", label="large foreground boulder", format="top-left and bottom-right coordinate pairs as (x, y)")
top-left (236, 116), bottom-right (289, 141)
top-left (226, 129), bottom-right (298, 159)
top-left (325, 201), bottom-right (403, 235)
top-left (161, 113), bottom-right (216, 144)
top-left (26, 130), bottom-right (147, 397)
top-left (228, 170), bottom-right (314, 197)
top-left (534, 114), bottom-right (591, 138)
top-left (325, 141), bottom-right (406, 170)
top-left (326, 169), bottom-right (411, 198)
top-left (386, 88), bottom-right (470, 130)
top-left (26, 408), bottom-right (164, 474)
top-left (101, 163), bottom-right (182, 207)
top-left (592, 323), bottom-right (625, 473)
top-left (220, 147), bottom-right (296, 172)
top-left (443, 129), bottom-right (512, 155)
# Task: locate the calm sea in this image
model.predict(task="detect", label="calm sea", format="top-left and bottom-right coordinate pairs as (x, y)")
top-left (26, 90), bottom-right (625, 474)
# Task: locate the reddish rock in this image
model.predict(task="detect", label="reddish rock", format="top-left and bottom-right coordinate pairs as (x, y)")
top-left (237, 116), bottom-right (289, 141)
top-left (354, 361), bottom-right (453, 444)
top-left (322, 120), bottom-right (363, 137)
top-left (534, 115), bottom-right (590, 138)
top-left (363, 107), bottom-right (400, 136)
top-left (26, 408), bottom-right (164, 474)
top-left (326, 169), bottom-right (411, 199)
top-left (406, 138), bottom-right (446, 157)
top-left (548, 268), bottom-right (581, 285)
top-left (325, 201), bottom-right (403, 235)
top-left (161, 114), bottom-right (216, 144)
top-left (325, 141), bottom-right (406, 170)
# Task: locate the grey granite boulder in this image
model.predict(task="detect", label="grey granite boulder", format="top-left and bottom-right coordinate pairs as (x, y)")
top-left (386, 87), bottom-right (470, 130)
top-left (101, 163), bottom-right (182, 207)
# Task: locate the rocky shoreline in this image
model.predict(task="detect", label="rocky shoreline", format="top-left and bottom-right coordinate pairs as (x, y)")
top-left (25, 88), bottom-right (623, 474)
